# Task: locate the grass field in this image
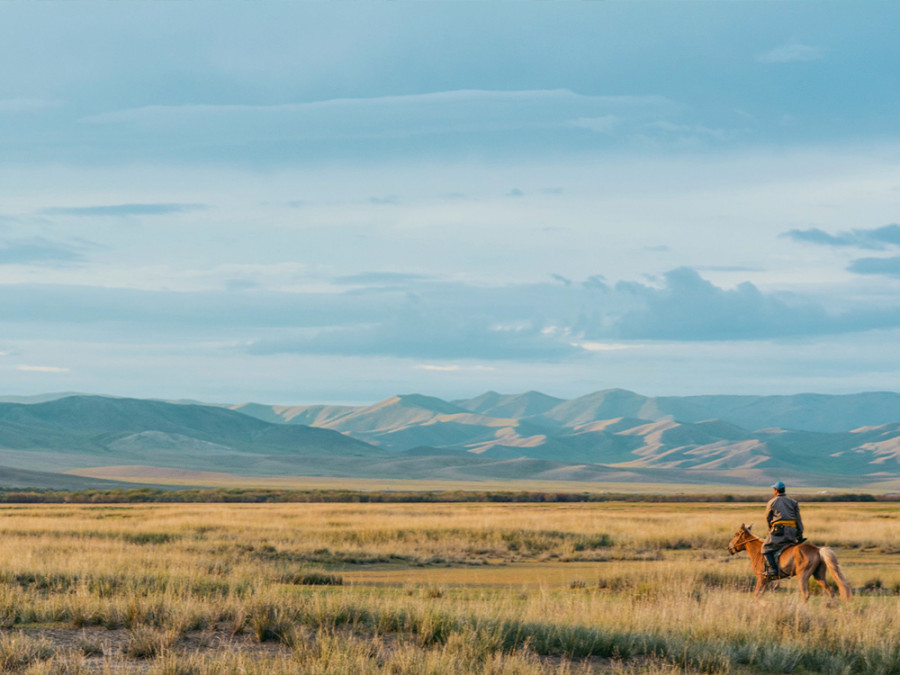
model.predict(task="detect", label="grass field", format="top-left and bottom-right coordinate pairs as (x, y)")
top-left (0, 501), bottom-right (897, 673)
top-left (64, 465), bottom-right (900, 494)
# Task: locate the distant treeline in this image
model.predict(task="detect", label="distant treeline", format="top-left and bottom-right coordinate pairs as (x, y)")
top-left (0, 487), bottom-right (896, 504)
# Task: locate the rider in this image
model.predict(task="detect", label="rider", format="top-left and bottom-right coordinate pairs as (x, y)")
top-left (762, 481), bottom-right (803, 579)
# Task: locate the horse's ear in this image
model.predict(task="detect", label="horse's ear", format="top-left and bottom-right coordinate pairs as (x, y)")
top-left (747, 523), bottom-right (753, 532)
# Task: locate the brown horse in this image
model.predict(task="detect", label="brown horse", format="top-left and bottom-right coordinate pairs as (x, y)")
top-left (727, 523), bottom-right (852, 603)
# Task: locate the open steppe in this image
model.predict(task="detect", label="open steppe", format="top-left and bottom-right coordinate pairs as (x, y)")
top-left (0, 501), bottom-right (897, 673)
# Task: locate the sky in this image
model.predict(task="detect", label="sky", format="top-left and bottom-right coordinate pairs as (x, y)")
top-left (1, 2), bottom-right (900, 404)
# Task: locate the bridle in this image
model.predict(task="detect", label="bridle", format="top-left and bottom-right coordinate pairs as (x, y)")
top-left (728, 528), bottom-right (756, 555)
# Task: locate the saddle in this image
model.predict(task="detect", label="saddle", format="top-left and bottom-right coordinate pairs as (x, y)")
top-left (778, 538), bottom-right (805, 554)
top-left (766, 538), bottom-right (806, 579)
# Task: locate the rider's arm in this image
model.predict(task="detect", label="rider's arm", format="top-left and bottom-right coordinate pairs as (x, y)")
top-left (764, 500), bottom-right (775, 528)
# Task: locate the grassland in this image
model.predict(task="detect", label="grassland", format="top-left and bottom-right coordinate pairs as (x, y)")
top-left (0, 501), bottom-right (897, 673)
top-left (64, 466), bottom-right (900, 495)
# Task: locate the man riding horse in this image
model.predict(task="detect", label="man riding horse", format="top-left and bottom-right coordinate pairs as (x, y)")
top-left (762, 480), bottom-right (803, 578)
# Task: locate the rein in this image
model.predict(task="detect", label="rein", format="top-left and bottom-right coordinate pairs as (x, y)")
top-left (728, 529), bottom-right (759, 555)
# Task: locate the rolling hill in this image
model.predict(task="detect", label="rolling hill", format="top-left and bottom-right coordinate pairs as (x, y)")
top-left (5, 390), bottom-right (900, 489)
top-left (0, 396), bottom-right (387, 485)
top-left (226, 388), bottom-right (900, 487)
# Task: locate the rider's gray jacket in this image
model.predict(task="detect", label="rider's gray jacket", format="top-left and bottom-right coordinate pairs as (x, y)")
top-left (763, 494), bottom-right (803, 552)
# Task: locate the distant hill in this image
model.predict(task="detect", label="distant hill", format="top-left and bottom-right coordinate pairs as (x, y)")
top-left (453, 390), bottom-right (564, 418)
top-left (678, 392), bottom-right (900, 433)
top-left (0, 464), bottom-right (163, 490)
top-left (227, 388), bottom-right (900, 487)
top-left (0, 396), bottom-right (387, 485)
top-left (0, 392), bottom-right (100, 404)
top-left (6, 390), bottom-right (900, 489)
top-left (230, 402), bottom-right (356, 426)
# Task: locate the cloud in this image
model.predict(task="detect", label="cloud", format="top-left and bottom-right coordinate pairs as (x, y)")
top-left (756, 42), bottom-right (825, 64)
top-left (580, 267), bottom-right (900, 341)
top-left (74, 90), bottom-right (675, 156)
top-left (695, 265), bottom-right (764, 272)
top-left (574, 342), bottom-right (635, 352)
top-left (644, 120), bottom-right (729, 140)
top-left (17, 365), bottom-right (69, 373)
top-left (782, 224), bottom-right (900, 250)
top-left (6, 269), bottom-right (900, 363)
top-left (415, 364), bottom-right (496, 372)
top-left (333, 272), bottom-right (433, 286)
top-left (42, 203), bottom-right (207, 217)
top-left (567, 115), bottom-right (618, 133)
top-left (224, 278), bottom-right (262, 292)
top-left (0, 284), bottom-right (390, 329)
top-left (583, 275), bottom-right (609, 291)
top-left (783, 227), bottom-right (853, 247)
top-left (245, 313), bottom-right (580, 361)
top-left (847, 256), bottom-right (900, 277)
top-left (82, 89), bottom-right (671, 127)
top-left (598, 268), bottom-right (829, 340)
top-left (368, 195), bottom-right (400, 205)
top-left (0, 237), bottom-right (84, 266)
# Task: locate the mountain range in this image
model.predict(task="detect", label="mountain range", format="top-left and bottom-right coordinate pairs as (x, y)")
top-left (3, 389), bottom-right (900, 489)
top-left (229, 389), bottom-right (900, 486)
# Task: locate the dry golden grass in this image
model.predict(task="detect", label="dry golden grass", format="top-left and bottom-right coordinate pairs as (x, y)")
top-left (66, 466), bottom-right (900, 493)
top-left (0, 501), bottom-right (897, 673)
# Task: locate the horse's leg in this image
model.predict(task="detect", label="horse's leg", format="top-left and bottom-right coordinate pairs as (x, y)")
top-left (814, 561), bottom-right (836, 605)
top-left (798, 561), bottom-right (813, 604)
top-left (754, 575), bottom-right (768, 603)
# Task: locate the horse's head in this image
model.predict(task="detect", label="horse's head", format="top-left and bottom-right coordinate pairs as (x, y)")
top-left (727, 523), bottom-right (755, 555)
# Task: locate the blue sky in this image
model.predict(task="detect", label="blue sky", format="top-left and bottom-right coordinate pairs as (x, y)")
top-left (2, 2), bottom-right (900, 404)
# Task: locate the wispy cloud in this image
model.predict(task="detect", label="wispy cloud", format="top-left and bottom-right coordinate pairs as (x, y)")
top-left (42, 203), bottom-right (207, 217)
top-left (847, 256), bottom-right (900, 277)
top-left (645, 120), bottom-right (730, 140)
top-left (567, 115), bottom-right (618, 133)
top-left (782, 224), bottom-right (900, 250)
top-left (334, 272), bottom-right (433, 286)
top-left (76, 90), bottom-right (675, 150)
top-left (0, 237), bottom-right (85, 266)
top-left (17, 365), bottom-right (69, 373)
top-left (415, 364), bottom-right (496, 372)
top-left (756, 42), bottom-right (825, 64)
top-left (244, 316), bottom-right (580, 361)
top-left (82, 90), bottom-right (672, 126)
top-left (6, 268), bottom-right (900, 362)
top-left (573, 342), bottom-right (635, 352)
top-left (368, 195), bottom-right (400, 206)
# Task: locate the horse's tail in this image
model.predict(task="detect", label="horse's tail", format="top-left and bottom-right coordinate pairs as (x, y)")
top-left (820, 547), bottom-right (853, 601)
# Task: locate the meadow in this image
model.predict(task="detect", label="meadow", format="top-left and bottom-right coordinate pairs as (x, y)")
top-left (0, 500), bottom-right (897, 673)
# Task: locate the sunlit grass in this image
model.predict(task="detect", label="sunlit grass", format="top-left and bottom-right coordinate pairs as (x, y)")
top-left (0, 501), bottom-right (896, 672)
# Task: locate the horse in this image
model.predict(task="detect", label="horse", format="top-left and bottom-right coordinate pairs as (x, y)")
top-left (727, 523), bottom-right (852, 603)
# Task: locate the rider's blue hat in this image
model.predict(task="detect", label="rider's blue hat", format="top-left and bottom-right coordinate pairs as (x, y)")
top-left (770, 480), bottom-right (786, 491)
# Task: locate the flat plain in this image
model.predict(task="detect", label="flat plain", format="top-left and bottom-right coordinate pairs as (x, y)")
top-left (0, 500), bottom-right (897, 673)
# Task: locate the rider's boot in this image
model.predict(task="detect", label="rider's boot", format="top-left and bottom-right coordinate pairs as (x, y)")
top-left (763, 551), bottom-right (780, 579)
